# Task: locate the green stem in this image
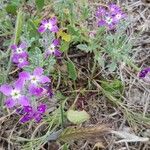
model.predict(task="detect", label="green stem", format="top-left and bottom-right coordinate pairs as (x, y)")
top-left (60, 103), bottom-right (64, 129)
top-left (91, 60), bottom-right (97, 78)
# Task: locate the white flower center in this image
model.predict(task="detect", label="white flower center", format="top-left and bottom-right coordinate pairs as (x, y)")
top-left (18, 58), bottom-right (24, 63)
top-left (11, 89), bottom-right (21, 99)
top-left (16, 48), bottom-right (23, 53)
top-left (105, 17), bottom-right (113, 24)
top-left (45, 23), bottom-right (52, 30)
top-left (115, 14), bottom-right (122, 20)
top-left (48, 44), bottom-right (55, 52)
top-left (30, 75), bottom-right (38, 84)
top-left (110, 8), bottom-right (115, 12)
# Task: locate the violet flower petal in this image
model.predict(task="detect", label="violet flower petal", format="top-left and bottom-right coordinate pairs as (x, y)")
top-left (18, 60), bottom-right (29, 68)
top-left (39, 75), bottom-right (51, 83)
top-left (19, 71), bottom-right (30, 81)
top-left (54, 49), bottom-right (62, 57)
top-left (51, 25), bottom-right (59, 33)
top-left (38, 25), bottom-right (46, 33)
top-left (0, 84), bottom-right (12, 96)
top-left (20, 113), bottom-right (32, 123)
top-left (98, 20), bottom-right (106, 27)
top-left (14, 78), bottom-right (25, 90)
top-left (23, 106), bottom-right (33, 113)
top-left (34, 112), bottom-right (42, 123)
top-left (37, 104), bottom-right (46, 113)
top-left (29, 85), bottom-right (43, 96)
top-left (19, 42), bottom-right (27, 49)
top-left (41, 19), bottom-right (48, 24)
top-left (33, 67), bottom-right (43, 76)
top-left (5, 98), bottom-right (16, 108)
top-left (18, 96), bottom-right (30, 106)
top-left (49, 17), bottom-right (57, 25)
top-left (11, 44), bottom-right (17, 51)
top-left (53, 39), bottom-right (60, 46)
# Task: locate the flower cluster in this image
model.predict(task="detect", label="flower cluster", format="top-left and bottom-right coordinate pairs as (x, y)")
top-left (0, 67), bottom-right (52, 123)
top-left (20, 104), bottom-right (47, 123)
top-left (11, 43), bottom-right (29, 68)
top-left (96, 3), bottom-right (125, 30)
top-left (38, 17), bottom-right (62, 57)
top-left (139, 67), bottom-right (150, 82)
top-left (45, 39), bottom-right (62, 57)
top-left (38, 17), bottom-right (59, 33)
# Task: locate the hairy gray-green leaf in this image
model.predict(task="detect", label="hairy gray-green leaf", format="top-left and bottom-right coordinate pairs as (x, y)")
top-left (67, 109), bottom-right (90, 124)
top-left (67, 60), bottom-right (77, 80)
top-left (77, 44), bottom-right (91, 53)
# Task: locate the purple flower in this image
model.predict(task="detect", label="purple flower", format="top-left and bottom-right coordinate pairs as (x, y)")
top-left (12, 53), bottom-right (29, 68)
top-left (11, 42), bottom-right (28, 56)
top-left (108, 4), bottom-right (121, 14)
top-left (45, 39), bottom-right (62, 57)
top-left (98, 15), bottom-right (116, 30)
top-left (43, 84), bottom-right (53, 98)
top-left (0, 79), bottom-right (29, 108)
top-left (38, 17), bottom-right (59, 33)
top-left (29, 84), bottom-right (43, 96)
top-left (20, 113), bottom-right (32, 123)
top-left (19, 67), bottom-right (51, 96)
top-left (20, 104), bottom-right (47, 123)
top-left (96, 3), bottom-right (125, 30)
top-left (139, 67), bottom-right (150, 78)
top-left (96, 7), bottom-right (106, 17)
top-left (37, 104), bottom-right (46, 113)
top-left (11, 42), bottom-right (29, 68)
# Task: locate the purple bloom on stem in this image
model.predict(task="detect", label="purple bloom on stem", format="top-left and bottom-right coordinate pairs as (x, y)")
top-left (20, 113), bottom-right (32, 123)
top-left (37, 104), bottom-right (46, 113)
top-left (19, 67), bottom-right (51, 96)
top-left (45, 39), bottom-right (62, 57)
top-left (43, 84), bottom-right (53, 98)
top-left (20, 104), bottom-right (47, 123)
top-left (0, 79), bottom-right (29, 108)
top-left (12, 53), bottom-right (29, 68)
top-left (108, 4), bottom-right (121, 14)
top-left (24, 106), bottom-right (33, 113)
top-left (113, 12), bottom-right (126, 23)
top-left (29, 84), bottom-right (43, 96)
top-left (38, 17), bottom-right (59, 33)
top-left (98, 19), bottom-right (107, 27)
top-left (19, 67), bottom-right (51, 84)
top-left (98, 15), bottom-right (116, 30)
top-left (96, 3), bottom-right (125, 30)
top-left (11, 42), bottom-right (28, 57)
top-left (96, 7), bottom-right (106, 17)
top-left (139, 67), bottom-right (150, 78)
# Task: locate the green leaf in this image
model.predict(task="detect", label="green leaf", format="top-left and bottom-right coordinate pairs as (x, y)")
top-left (60, 41), bottom-right (69, 52)
top-left (5, 4), bottom-right (17, 15)
top-left (35, 0), bottom-right (45, 10)
top-left (101, 79), bottom-right (123, 93)
top-left (107, 61), bottom-right (117, 72)
top-left (62, 144), bottom-right (69, 150)
top-left (29, 47), bottom-right (43, 68)
top-left (77, 44), bottom-right (91, 53)
top-left (66, 60), bottom-right (77, 81)
top-left (67, 109), bottom-right (90, 124)
top-left (94, 51), bottom-right (105, 68)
